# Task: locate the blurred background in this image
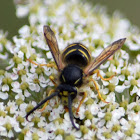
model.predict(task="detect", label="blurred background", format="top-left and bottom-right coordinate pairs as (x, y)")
top-left (0, 0), bottom-right (140, 40)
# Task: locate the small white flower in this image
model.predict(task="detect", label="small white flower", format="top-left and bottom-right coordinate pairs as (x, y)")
top-left (92, 47), bottom-right (104, 57)
top-left (126, 35), bottom-right (140, 51)
top-left (100, 61), bottom-right (110, 69)
top-left (78, 105), bottom-right (86, 119)
top-left (24, 89), bottom-right (31, 97)
top-left (118, 75), bottom-right (125, 81)
top-left (106, 92), bottom-right (115, 102)
top-left (18, 25), bottom-right (30, 37)
top-left (18, 51), bottom-right (24, 59)
top-left (13, 37), bottom-right (26, 53)
top-left (0, 91), bottom-right (8, 100)
top-left (112, 107), bottom-right (125, 121)
top-left (120, 49), bottom-right (129, 60)
top-left (0, 75), bottom-right (4, 85)
top-left (54, 135), bottom-right (63, 140)
top-left (90, 103), bottom-right (99, 115)
top-left (115, 85), bottom-right (126, 93)
top-left (46, 51), bottom-right (53, 59)
top-left (7, 101), bottom-right (18, 114)
top-left (33, 36), bottom-right (49, 51)
top-left (84, 119), bottom-right (91, 127)
top-left (128, 112), bottom-right (139, 122)
top-left (16, 5), bottom-right (29, 17)
top-left (2, 84), bottom-right (9, 92)
top-left (49, 109), bottom-right (61, 121)
top-left (11, 81), bottom-right (21, 93)
top-left (120, 118), bottom-right (130, 131)
top-left (130, 86), bottom-right (139, 96)
top-left (6, 59), bottom-right (15, 70)
top-left (15, 92), bottom-right (25, 101)
top-left (39, 75), bottom-right (49, 87)
top-left (98, 111), bottom-right (105, 118)
top-left (137, 54), bottom-right (140, 62)
top-left (83, 130), bottom-right (94, 140)
top-left (10, 72), bottom-right (18, 80)
top-left (0, 52), bottom-right (8, 59)
top-left (112, 131), bottom-right (125, 140)
top-left (135, 120), bottom-right (140, 135)
top-left (0, 116), bottom-right (21, 137)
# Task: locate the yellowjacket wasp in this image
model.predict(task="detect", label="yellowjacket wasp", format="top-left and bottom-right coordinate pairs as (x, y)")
top-left (26, 25), bottom-right (126, 130)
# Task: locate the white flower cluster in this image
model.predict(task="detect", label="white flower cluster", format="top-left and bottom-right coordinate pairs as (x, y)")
top-left (0, 0), bottom-right (140, 139)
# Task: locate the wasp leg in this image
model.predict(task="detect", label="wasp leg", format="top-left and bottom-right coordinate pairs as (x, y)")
top-left (90, 78), bottom-right (109, 103)
top-left (39, 75), bottom-right (57, 112)
top-left (39, 89), bottom-right (55, 112)
top-left (49, 75), bottom-right (57, 87)
top-left (76, 92), bottom-right (87, 114)
top-left (94, 69), bottom-right (116, 81)
top-left (26, 59), bottom-right (57, 69)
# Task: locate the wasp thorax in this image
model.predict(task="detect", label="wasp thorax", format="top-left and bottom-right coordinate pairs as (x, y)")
top-left (59, 64), bottom-right (83, 86)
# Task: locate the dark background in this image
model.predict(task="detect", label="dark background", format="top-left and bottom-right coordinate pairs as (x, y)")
top-left (0, 0), bottom-right (140, 40)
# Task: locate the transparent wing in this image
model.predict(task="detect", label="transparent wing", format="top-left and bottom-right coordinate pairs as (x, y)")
top-left (84, 38), bottom-right (126, 76)
top-left (43, 25), bottom-right (64, 71)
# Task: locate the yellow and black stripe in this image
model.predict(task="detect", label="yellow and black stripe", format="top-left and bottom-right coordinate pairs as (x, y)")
top-left (62, 43), bottom-right (91, 67)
